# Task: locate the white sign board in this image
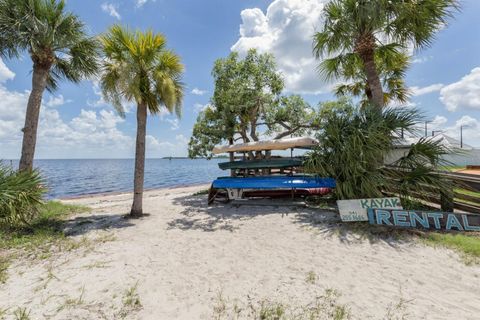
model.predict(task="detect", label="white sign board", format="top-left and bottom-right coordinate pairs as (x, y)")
top-left (337, 198), bottom-right (403, 222)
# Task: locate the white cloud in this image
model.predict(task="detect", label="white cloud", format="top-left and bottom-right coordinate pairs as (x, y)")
top-left (175, 134), bottom-right (189, 145)
top-left (145, 134), bottom-right (189, 157)
top-left (191, 88), bottom-right (207, 95)
top-left (412, 55), bottom-right (433, 64)
top-left (45, 94), bottom-right (72, 107)
top-left (136, 0), bottom-right (155, 8)
top-left (424, 114), bottom-right (480, 147)
top-left (231, 0), bottom-right (329, 94)
top-left (0, 82), bottom-right (191, 158)
top-left (0, 86), bottom-right (28, 144)
top-left (193, 103), bottom-right (209, 113)
top-left (101, 3), bottom-right (121, 20)
top-left (87, 80), bottom-right (108, 107)
top-left (411, 83), bottom-right (444, 96)
top-left (146, 135), bottom-right (174, 149)
top-left (38, 108), bottom-right (132, 157)
top-left (442, 116), bottom-right (480, 147)
top-left (0, 58), bottom-right (15, 83)
top-left (440, 67), bottom-right (480, 112)
top-left (430, 115), bottom-right (448, 128)
top-left (389, 100), bottom-right (417, 109)
top-left (165, 118), bottom-right (180, 130)
top-left (88, 80), bottom-right (136, 113)
top-left (0, 84), bottom-right (134, 159)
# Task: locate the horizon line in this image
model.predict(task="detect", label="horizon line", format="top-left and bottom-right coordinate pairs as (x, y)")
top-left (1, 157), bottom-right (209, 161)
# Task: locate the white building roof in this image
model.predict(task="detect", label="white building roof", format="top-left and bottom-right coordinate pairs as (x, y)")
top-left (395, 133), bottom-right (474, 150)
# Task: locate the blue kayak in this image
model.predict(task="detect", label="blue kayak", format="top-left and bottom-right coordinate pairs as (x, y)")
top-left (212, 176), bottom-right (336, 189)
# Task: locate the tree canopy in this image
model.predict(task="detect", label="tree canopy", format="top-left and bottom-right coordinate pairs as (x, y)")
top-left (313, 0), bottom-right (459, 108)
top-left (100, 25), bottom-right (184, 117)
top-left (188, 50), bottom-right (319, 159)
top-left (0, 0), bottom-right (100, 91)
top-left (325, 47), bottom-right (411, 108)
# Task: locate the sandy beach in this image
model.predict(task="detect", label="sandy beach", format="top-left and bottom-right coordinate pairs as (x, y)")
top-left (1, 185), bottom-right (479, 319)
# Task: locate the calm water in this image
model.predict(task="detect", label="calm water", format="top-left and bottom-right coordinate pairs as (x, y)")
top-left (8, 159), bottom-right (225, 199)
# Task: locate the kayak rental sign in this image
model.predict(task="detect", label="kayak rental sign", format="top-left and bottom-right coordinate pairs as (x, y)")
top-left (368, 209), bottom-right (480, 231)
top-left (337, 198), bottom-right (402, 222)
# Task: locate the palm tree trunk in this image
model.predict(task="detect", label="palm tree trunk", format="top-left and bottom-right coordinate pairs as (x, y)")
top-left (19, 65), bottom-right (49, 171)
top-left (130, 102), bottom-right (147, 217)
top-left (361, 50), bottom-right (384, 109)
top-left (355, 33), bottom-right (384, 110)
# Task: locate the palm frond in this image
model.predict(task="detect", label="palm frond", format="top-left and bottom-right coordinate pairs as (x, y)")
top-left (100, 25), bottom-right (184, 119)
top-left (305, 100), bottom-right (450, 201)
top-left (0, 163), bottom-right (46, 226)
top-left (0, 0), bottom-right (101, 91)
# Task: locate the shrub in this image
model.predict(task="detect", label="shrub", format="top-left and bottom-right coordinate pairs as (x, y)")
top-left (304, 100), bottom-right (451, 201)
top-left (0, 163), bottom-right (46, 226)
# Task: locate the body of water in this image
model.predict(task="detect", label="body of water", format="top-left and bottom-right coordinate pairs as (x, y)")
top-left (7, 159), bottom-right (225, 199)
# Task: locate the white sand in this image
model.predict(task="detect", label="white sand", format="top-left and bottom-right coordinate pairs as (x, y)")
top-left (1, 185), bottom-right (479, 319)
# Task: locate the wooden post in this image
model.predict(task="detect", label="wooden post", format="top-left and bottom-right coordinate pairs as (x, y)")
top-left (229, 137), bottom-right (235, 177)
top-left (440, 180), bottom-right (454, 212)
top-left (229, 152), bottom-right (235, 177)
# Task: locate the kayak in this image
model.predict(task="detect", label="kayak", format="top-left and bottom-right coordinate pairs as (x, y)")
top-left (212, 176), bottom-right (336, 189)
top-left (218, 158), bottom-right (303, 170)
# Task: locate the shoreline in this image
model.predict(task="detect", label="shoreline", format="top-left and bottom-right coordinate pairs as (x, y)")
top-left (56, 181), bottom-right (211, 201)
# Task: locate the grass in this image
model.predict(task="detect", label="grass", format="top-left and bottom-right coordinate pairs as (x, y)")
top-left (13, 307), bottom-right (30, 320)
top-left (117, 282), bottom-right (143, 318)
top-left (440, 165), bottom-right (465, 172)
top-left (305, 271), bottom-right (317, 284)
top-left (123, 283), bottom-right (142, 309)
top-left (452, 188), bottom-right (480, 207)
top-left (0, 201), bottom-right (90, 251)
top-left (402, 190), bottom-right (480, 264)
top-left (56, 286), bottom-right (85, 313)
top-left (424, 232), bottom-right (480, 265)
top-left (0, 201), bottom-right (90, 284)
top-left (212, 292), bottom-right (227, 320)
top-left (338, 220), bottom-right (480, 265)
top-left (212, 288), bottom-right (350, 320)
top-left (452, 188), bottom-right (480, 210)
top-left (82, 260), bottom-right (111, 270)
top-left (210, 288), bottom-right (416, 319)
top-left (455, 188), bottom-right (480, 197)
top-left (257, 301), bottom-right (286, 319)
top-left (385, 297), bottom-right (410, 320)
top-left (192, 189), bottom-right (210, 196)
top-left (0, 256), bottom-right (8, 284)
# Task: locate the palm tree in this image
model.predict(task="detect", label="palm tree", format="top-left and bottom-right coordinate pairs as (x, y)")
top-left (100, 25), bottom-right (184, 217)
top-left (313, 0), bottom-right (459, 109)
top-left (0, 0), bottom-right (100, 171)
top-left (324, 46), bottom-right (411, 108)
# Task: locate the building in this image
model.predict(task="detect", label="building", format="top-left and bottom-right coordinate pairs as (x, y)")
top-left (385, 133), bottom-right (480, 166)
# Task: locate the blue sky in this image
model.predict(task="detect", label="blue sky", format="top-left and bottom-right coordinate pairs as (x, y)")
top-left (0, 0), bottom-right (479, 159)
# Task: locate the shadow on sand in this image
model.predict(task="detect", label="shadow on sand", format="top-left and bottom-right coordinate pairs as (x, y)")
top-left (62, 213), bottom-right (136, 236)
top-left (169, 194), bottom-right (304, 232)
top-left (169, 193), bottom-right (417, 247)
top-left (293, 210), bottom-right (417, 248)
